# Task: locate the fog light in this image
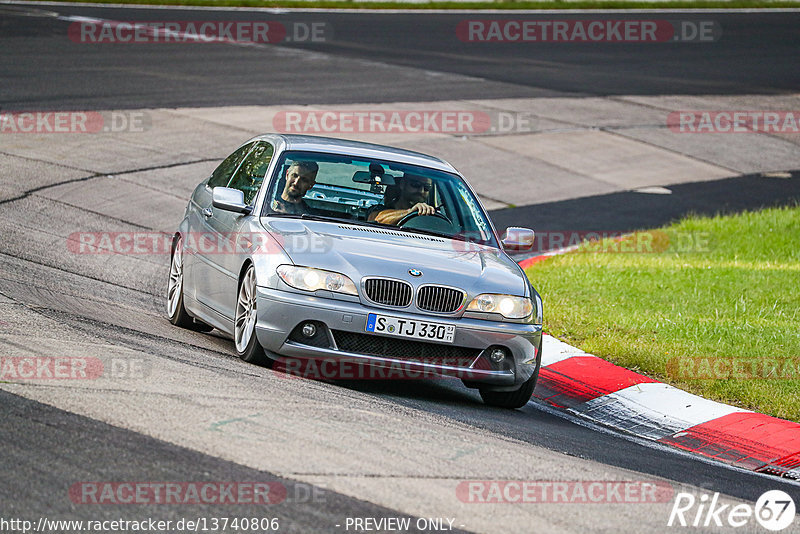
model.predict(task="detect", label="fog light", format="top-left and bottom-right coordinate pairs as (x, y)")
top-left (489, 348), bottom-right (506, 363)
top-left (301, 323), bottom-right (317, 338)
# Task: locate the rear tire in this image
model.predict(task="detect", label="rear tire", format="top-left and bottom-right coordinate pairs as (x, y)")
top-left (234, 265), bottom-right (271, 367)
top-left (167, 236), bottom-right (194, 328)
top-left (167, 236), bottom-right (214, 332)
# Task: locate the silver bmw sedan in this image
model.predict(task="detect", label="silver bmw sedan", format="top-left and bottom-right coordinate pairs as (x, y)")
top-left (167, 134), bottom-right (542, 408)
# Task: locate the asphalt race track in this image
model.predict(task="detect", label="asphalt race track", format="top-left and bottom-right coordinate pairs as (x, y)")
top-left (1, 5), bottom-right (799, 110)
top-left (1, 3), bottom-right (800, 533)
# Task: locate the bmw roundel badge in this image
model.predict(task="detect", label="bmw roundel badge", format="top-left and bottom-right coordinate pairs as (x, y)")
top-left (408, 269), bottom-right (423, 277)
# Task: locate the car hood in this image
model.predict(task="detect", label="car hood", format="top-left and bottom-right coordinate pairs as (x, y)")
top-left (261, 218), bottom-right (527, 297)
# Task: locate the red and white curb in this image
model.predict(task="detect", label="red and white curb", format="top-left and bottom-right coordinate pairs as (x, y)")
top-left (517, 247), bottom-right (800, 479)
top-left (534, 334), bottom-right (800, 479)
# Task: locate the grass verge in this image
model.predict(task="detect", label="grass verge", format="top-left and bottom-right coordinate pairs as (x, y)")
top-left (18, 0), bottom-right (800, 10)
top-left (526, 205), bottom-right (800, 421)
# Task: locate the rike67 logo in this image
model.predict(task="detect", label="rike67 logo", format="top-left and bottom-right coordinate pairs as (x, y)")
top-left (669, 490), bottom-right (796, 531)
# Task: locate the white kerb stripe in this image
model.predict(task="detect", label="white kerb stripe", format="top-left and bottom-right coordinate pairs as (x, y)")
top-left (571, 382), bottom-right (750, 441)
top-left (541, 334), bottom-right (588, 366)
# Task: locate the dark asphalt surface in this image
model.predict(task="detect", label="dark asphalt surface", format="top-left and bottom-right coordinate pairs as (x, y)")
top-left (493, 170), bottom-right (800, 252)
top-left (2, 304), bottom-right (799, 522)
top-left (335, 379), bottom-right (800, 504)
top-left (1, 5), bottom-right (799, 110)
top-left (0, 389), bottom-right (469, 533)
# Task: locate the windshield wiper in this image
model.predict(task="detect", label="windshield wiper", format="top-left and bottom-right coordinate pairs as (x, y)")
top-left (267, 213), bottom-right (397, 229)
top-left (265, 213), bottom-right (349, 224)
top-left (396, 226), bottom-right (456, 240)
top-left (266, 213), bottom-right (489, 244)
top-left (401, 226), bottom-right (493, 246)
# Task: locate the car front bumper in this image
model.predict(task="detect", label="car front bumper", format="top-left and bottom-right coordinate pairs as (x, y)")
top-left (254, 286), bottom-right (542, 389)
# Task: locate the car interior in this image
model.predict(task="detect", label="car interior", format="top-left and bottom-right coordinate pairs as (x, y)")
top-left (264, 153), bottom-right (495, 245)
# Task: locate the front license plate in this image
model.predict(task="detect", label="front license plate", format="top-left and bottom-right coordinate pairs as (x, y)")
top-left (366, 313), bottom-right (455, 343)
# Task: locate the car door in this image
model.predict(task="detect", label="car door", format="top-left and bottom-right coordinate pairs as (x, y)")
top-left (185, 141), bottom-right (254, 313)
top-left (194, 141), bottom-right (274, 321)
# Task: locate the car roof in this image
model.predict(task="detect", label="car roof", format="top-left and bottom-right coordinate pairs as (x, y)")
top-left (252, 134), bottom-right (458, 174)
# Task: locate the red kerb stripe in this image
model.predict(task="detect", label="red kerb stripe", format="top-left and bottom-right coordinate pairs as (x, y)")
top-left (535, 356), bottom-right (659, 408)
top-left (658, 412), bottom-right (800, 471)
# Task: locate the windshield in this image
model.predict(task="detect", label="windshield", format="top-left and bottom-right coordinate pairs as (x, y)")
top-left (262, 150), bottom-right (497, 247)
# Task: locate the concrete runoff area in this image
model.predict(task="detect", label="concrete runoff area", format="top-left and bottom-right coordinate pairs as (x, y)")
top-left (2, 94), bottom-right (799, 213)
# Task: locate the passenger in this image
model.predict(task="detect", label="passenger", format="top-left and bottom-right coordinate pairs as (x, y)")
top-left (368, 174), bottom-right (435, 225)
top-left (271, 161), bottom-right (319, 215)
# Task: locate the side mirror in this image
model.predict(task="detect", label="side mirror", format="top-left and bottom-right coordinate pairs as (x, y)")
top-left (501, 227), bottom-right (535, 252)
top-left (212, 187), bottom-right (252, 214)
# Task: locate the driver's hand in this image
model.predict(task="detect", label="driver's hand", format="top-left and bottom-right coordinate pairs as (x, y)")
top-left (409, 203), bottom-right (436, 216)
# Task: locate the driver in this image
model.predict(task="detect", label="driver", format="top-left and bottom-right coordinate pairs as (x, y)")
top-left (271, 161), bottom-right (318, 215)
top-left (368, 174), bottom-right (435, 225)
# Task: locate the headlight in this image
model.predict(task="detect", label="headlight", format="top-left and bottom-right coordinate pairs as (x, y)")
top-left (277, 265), bottom-right (358, 296)
top-left (466, 293), bottom-right (533, 319)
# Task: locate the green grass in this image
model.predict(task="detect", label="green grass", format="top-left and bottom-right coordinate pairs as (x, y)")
top-left (20, 0), bottom-right (800, 9)
top-left (527, 205), bottom-right (800, 421)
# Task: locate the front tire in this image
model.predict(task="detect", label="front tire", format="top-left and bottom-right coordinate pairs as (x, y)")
top-left (234, 265), bottom-right (270, 366)
top-left (479, 368), bottom-right (538, 409)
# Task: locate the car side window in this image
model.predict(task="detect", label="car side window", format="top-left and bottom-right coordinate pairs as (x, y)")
top-left (207, 142), bottom-right (255, 189)
top-left (227, 142), bottom-right (275, 205)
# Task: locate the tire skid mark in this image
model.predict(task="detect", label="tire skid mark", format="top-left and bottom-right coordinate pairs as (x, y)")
top-left (0, 157), bottom-right (218, 206)
top-left (10, 304), bottom-right (252, 379)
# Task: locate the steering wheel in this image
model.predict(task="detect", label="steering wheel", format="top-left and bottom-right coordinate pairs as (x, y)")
top-left (397, 205), bottom-right (452, 227)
